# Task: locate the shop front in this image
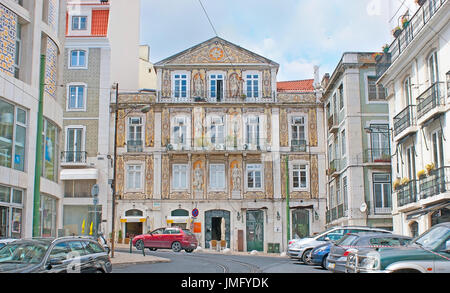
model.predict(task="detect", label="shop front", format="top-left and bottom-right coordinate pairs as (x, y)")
top-left (0, 185), bottom-right (23, 239)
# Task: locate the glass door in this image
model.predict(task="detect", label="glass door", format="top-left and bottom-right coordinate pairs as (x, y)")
top-left (66, 128), bottom-right (83, 162)
top-left (0, 206), bottom-right (8, 238)
top-left (246, 210), bottom-right (264, 252)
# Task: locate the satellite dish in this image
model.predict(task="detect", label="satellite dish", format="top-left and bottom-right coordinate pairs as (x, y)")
top-left (360, 202), bottom-right (368, 213)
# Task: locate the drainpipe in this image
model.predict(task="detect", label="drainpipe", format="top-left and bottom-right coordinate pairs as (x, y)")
top-left (33, 55), bottom-right (46, 237)
top-left (286, 155), bottom-right (290, 242)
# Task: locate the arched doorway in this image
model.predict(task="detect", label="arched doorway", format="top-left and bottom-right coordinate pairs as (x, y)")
top-left (205, 210), bottom-right (230, 249)
top-left (171, 209), bottom-right (189, 217)
top-left (409, 221), bottom-right (419, 238)
top-left (124, 209), bottom-right (144, 239)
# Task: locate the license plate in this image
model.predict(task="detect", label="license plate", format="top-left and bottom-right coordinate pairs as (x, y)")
top-left (328, 263), bottom-right (335, 269)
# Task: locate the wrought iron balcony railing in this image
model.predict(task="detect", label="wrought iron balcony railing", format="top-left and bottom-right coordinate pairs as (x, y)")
top-left (61, 151), bottom-right (87, 164)
top-left (158, 90), bottom-right (276, 103)
top-left (291, 139), bottom-right (307, 152)
top-left (397, 180), bottom-right (418, 207)
top-left (364, 148), bottom-right (391, 164)
top-left (418, 166), bottom-right (450, 200)
top-left (388, 0), bottom-right (447, 64)
top-left (393, 105), bottom-right (416, 136)
top-left (127, 140), bottom-right (143, 152)
top-left (416, 82), bottom-right (446, 120)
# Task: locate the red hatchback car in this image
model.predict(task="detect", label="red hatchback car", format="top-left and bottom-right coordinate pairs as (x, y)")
top-left (132, 227), bottom-right (198, 253)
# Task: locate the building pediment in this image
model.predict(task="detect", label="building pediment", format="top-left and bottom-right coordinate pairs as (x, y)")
top-left (154, 37), bottom-right (279, 68)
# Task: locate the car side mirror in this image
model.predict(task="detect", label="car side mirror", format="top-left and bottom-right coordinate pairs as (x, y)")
top-left (324, 237), bottom-right (330, 241)
top-left (445, 240), bottom-right (450, 252)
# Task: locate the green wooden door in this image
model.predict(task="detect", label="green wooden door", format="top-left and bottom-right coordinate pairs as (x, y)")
top-left (292, 209), bottom-right (310, 239)
top-left (246, 210), bottom-right (264, 252)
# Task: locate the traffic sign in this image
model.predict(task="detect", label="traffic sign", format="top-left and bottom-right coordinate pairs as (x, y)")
top-left (91, 184), bottom-right (99, 197)
top-left (192, 208), bottom-right (199, 218)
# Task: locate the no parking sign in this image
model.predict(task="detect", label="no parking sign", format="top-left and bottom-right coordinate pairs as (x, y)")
top-left (192, 208), bottom-right (199, 218)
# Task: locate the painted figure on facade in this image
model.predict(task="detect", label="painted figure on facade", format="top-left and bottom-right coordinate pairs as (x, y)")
top-left (193, 167), bottom-right (203, 191)
top-left (229, 73), bottom-right (241, 98)
top-left (193, 73), bottom-right (204, 97)
top-left (232, 166), bottom-right (241, 191)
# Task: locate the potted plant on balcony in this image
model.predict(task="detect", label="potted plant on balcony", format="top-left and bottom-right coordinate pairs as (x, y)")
top-left (240, 94), bottom-right (247, 100)
top-left (401, 177), bottom-right (410, 186)
top-left (417, 169), bottom-right (426, 180)
top-left (382, 44), bottom-right (390, 54)
top-left (393, 178), bottom-right (401, 190)
top-left (425, 163), bottom-right (435, 175)
top-left (392, 26), bottom-right (402, 38)
top-left (415, 0), bottom-right (426, 6)
top-left (401, 15), bottom-right (410, 29)
top-left (373, 52), bottom-right (383, 62)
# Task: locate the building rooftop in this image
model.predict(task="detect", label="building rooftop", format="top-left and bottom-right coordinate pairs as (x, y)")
top-left (277, 79), bottom-right (314, 93)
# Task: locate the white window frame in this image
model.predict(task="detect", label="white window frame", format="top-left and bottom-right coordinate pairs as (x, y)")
top-left (125, 164), bottom-right (144, 192)
top-left (209, 163), bottom-right (226, 191)
top-left (341, 129), bottom-right (346, 157)
top-left (171, 71), bottom-right (190, 100)
top-left (172, 164), bottom-right (189, 191)
top-left (72, 15), bottom-right (88, 30)
top-left (245, 115), bottom-right (261, 149)
top-left (289, 114), bottom-right (308, 147)
top-left (207, 115), bottom-right (225, 147)
top-left (364, 72), bottom-right (387, 104)
top-left (171, 115), bottom-right (190, 149)
top-left (427, 50), bottom-right (439, 85)
top-left (65, 125), bottom-right (86, 153)
top-left (372, 173), bottom-right (392, 214)
top-left (68, 49), bottom-right (88, 69)
top-left (245, 163), bottom-right (263, 191)
top-left (127, 116), bottom-right (144, 142)
top-left (208, 71), bottom-right (225, 101)
top-left (243, 71), bottom-right (260, 99)
top-left (431, 128), bottom-right (444, 169)
top-left (290, 162), bottom-right (309, 192)
top-left (14, 22), bottom-right (21, 79)
top-left (403, 76), bottom-right (413, 106)
top-left (66, 83), bottom-right (87, 111)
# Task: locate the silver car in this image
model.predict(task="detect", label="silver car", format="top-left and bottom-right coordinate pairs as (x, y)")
top-left (287, 226), bottom-right (391, 263)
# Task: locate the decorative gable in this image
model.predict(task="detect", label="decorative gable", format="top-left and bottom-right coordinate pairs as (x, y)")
top-left (155, 37), bottom-right (279, 67)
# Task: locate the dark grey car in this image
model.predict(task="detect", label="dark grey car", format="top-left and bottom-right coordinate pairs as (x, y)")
top-left (0, 237), bottom-right (112, 273)
top-left (326, 233), bottom-right (412, 273)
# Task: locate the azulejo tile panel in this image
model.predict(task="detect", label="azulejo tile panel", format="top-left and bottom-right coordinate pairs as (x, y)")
top-left (0, 4), bottom-right (17, 76)
top-left (45, 37), bottom-right (58, 98)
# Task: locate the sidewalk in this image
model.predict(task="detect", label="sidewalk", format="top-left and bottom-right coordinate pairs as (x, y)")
top-left (112, 243), bottom-right (288, 259)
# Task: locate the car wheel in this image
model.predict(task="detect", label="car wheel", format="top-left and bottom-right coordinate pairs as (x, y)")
top-left (148, 248), bottom-right (157, 251)
top-left (321, 254), bottom-right (328, 269)
top-left (185, 248), bottom-right (194, 253)
top-left (135, 240), bottom-right (144, 251)
top-left (302, 249), bottom-right (312, 264)
top-left (171, 241), bottom-right (182, 252)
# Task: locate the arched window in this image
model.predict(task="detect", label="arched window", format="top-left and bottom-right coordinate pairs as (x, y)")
top-left (125, 209), bottom-right (143, 217)
top-left (171, 209), bottom-right (189, 217)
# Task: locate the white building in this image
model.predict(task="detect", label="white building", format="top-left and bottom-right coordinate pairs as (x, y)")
top-left (378, 0), bottom-right (450, 237)
top-left (0, 0), bottom-right (66, 238)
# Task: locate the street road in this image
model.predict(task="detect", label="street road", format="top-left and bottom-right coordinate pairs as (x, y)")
top-left (112, 249), bottom-right (330, 273)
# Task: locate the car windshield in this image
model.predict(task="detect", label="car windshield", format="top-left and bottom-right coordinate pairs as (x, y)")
top-left (414, 226), bottom-right (450, 250)
top-left (0, 242), bottom-right (49, 264)
top-left (182, 229), bottom-right (194, 236)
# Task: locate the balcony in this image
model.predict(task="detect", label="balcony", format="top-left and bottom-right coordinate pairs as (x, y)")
top-left (327, 114), bottom-right (338, 134)
top-left (165, 138), bottom-right (270, 153)
top-left (158, 90), bottom-right (276, 104)
top-left (418, 166), bottom-right (450, 200)
top-left (61, 151), bottom-right (87, 166)
top-left (127, 140), bottom-right (143, 152)
top-left (328, 159), bottom-right (341, 177)
top-left (393, 105), bottom-right (417, 140)
top-left (416, 82), bottom-right (447, 125)
top-left (388, 0), bottom-right (447, 64)
top-left (290, 139), bottom-right (307, 152)
top-left (326, 204), bottom-right (345, 224)
top-left (363, 148), bottom-right (391, 165)
top-left (397, 180), bottom-right (418, 208)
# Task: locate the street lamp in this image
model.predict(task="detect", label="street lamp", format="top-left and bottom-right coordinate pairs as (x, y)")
top-left (110, 83), bottom-right (151, 258)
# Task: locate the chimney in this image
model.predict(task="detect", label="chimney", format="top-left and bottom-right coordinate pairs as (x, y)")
top-left (313, 65), bottom-right (320, 89)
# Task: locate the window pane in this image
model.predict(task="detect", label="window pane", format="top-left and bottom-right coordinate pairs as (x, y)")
top-left (0, 100), bottom-right (14, 168)
top-left (14, 125), bottom-right (26, 171)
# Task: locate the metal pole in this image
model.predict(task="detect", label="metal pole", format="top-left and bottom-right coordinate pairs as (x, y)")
top-left (111, 83), bottom-right (119, 257)
top-left (286, 155), bottom-right (290, 243)
top-left (33, 55), bottom-right (46, 237)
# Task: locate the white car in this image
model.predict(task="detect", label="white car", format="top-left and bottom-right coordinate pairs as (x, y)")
top-left (287, 226), bottom-right (392, 263)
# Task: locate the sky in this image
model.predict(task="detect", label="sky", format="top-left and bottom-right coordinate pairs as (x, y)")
top-left (140, 0), bottom-right (418, 81)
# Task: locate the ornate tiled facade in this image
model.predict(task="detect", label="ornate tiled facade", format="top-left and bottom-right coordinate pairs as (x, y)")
top-left (0, 4), bottom-right (17, 76)
top-left (45, 37), bottom-right (58, 98)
